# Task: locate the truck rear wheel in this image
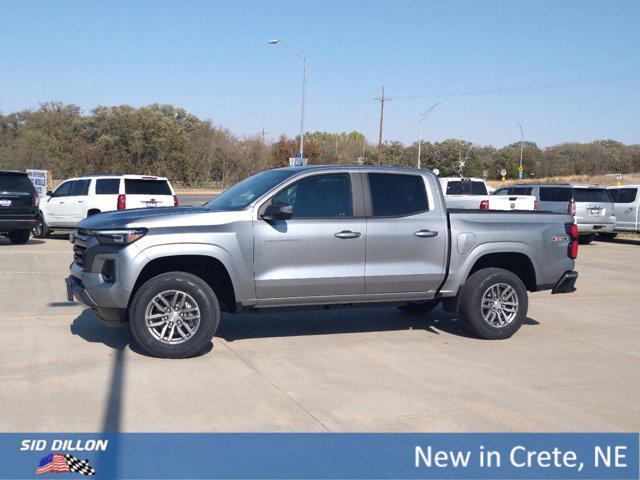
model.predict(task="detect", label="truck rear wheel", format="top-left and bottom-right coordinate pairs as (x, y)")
top-left (8, 229), bottom-right (31, 244)
top-left (32, 214), bottom-right (50, 238)
top-left (129, 272), bottom-right (219, 358)
top-left (458, 268), bottom-right (528, 340)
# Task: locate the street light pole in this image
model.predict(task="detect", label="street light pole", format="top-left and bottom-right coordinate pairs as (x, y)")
top-left (268, 39), bottom-right (307, 157)
top-left (417, 103), bottom-right (440, 169)
top-left (516, 121), bottom-right (524, 173)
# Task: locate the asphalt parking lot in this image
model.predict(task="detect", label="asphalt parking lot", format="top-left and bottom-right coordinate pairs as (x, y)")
top-left (1, 235), bottom-right (639, 433)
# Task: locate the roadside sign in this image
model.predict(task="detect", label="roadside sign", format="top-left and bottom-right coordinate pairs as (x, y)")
top-left (289, 157), bottom-right (308, 167)
top-left (432, 168), bottom-right (440, 176)
top-left (26, 169), bottom-right (50, 198)
top-left (295, 152), bottom-right (302, 158)
top-left (616, 173), bottom-right (622, 186)
top-left (500, 169), bottom-right (507, 177)
top-left (482, 169), bottom-right (488, 179)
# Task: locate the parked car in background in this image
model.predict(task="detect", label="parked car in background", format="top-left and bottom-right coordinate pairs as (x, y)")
top-left (0, 170), bottom-right (39, 244)
top-left (35, 174), bottom-right (178, 238)
top-left (497, 184), bottom-right (574, 214)
top-left (67, 165), bottom-right (578, 358)
top-left (571, 185), bottom-right (616, 244)
top-left (440, 177), bottom-right (536, 211)
top-left (605, 185), bottom-right (640, 238)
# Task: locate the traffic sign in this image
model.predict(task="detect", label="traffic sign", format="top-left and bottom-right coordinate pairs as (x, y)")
top-left (432, 168), bottom-right (440, 176)
top-left (518, 166), bottom-right (524, 173)
top-left (501, 176), bottom-right (506, 182)
top-left (518, 172), bottom-right (524, 179)
top-left (500, 169), bottom-right (507, 177)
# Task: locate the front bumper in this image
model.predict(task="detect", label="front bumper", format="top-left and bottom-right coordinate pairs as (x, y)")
top-left (551, 270), bottom-right (578, 294)
top-left (66, 275), bottom-right (99, 307)
top-left (66, 275), bottom-right (127, 326)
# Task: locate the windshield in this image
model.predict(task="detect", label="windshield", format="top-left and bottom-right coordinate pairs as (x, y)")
top-left (206, 170), bottom-right (297, 211)
top-left (0, 173), bottom-right (34, 192)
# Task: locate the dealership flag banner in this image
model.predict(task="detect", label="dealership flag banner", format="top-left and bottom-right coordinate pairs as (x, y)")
top-left (2, 433), bottom-right (638, 479)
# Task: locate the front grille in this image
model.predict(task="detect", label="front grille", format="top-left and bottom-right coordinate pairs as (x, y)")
top-left (73, 244), bottom-right (87, 268)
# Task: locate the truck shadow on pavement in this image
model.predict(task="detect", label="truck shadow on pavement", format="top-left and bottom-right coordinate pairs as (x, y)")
top-left (216, 306), bottom-right (540, 341)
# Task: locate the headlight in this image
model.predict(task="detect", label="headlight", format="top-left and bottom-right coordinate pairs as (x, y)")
top-left (93, 228), bottom-right (147, 245)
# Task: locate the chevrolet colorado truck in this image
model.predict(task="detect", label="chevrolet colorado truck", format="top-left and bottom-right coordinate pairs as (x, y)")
top-left (66, 166), bottom-right (579, 358)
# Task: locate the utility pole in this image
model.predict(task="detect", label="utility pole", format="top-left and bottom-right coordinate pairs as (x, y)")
top-left (260, 126), bottom-right (269, 143)
top-left (375, 86), bottom-right (388, 164)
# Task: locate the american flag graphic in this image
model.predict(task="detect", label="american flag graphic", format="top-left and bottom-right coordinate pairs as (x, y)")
top-left (36, 453), bottom-right (96, 476)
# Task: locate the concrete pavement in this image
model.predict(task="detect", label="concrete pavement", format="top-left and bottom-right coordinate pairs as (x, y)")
top-left (1, 235), bottom-right (639, 432)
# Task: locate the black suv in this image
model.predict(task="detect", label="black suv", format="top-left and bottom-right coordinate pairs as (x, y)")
top-left (0, 170), bottom-right (39, 244)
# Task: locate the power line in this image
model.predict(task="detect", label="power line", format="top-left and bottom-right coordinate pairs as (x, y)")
top-left (387, 70), bottom-right (640, 100)
top-left (386, 52), bottom-right (640, 89)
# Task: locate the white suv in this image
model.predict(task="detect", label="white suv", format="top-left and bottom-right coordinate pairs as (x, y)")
top-left (34, 174), bottom-right (177, 237)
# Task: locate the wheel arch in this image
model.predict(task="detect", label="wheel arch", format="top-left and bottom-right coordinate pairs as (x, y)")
top-left (129, 251), bottom-right (239, 313)
top-left (467, 251), bottom-right (537, 291)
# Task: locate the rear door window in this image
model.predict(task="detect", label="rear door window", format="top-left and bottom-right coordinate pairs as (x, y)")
top-left (445, 180), bottom-right (487, 195)
top-left (125, 179), bottom-right (172, 195)
top-left (573, 188), bottom-right (612, 203)
top-left (70, 179), bottom-right (90, 196)
top-left (368, 173), bottom-right (428, 217)
top-left (610, 188), bottom-right (638, 204)
top-left (0, 174), bottom-right (34, 192)
top-left (539, 187), bottom-right (572, 202)
top-left (96, 179), bottom-right (120, 194)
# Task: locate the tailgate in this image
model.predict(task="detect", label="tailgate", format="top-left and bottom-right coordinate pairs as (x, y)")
top-left (488, 195), bottom-right (536, 211)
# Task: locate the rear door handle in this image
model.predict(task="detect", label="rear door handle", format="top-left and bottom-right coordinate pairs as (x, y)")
top-left (335, 230), bottom-right (361, 239)
top-left (414, 229), bottom-right (439, 238)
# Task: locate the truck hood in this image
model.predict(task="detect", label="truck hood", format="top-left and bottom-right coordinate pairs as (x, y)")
top-left (78, 206), bottom-right (215, 230)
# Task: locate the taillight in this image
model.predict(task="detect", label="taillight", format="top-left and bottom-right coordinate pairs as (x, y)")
top-left (479, 199), bottom-right (489, 210)
top-left (565, 223), bottom-right (579, 259)
top-left (33, 195), bottom-right (40, 207)
top-left (117, 194), bottom-right (126, 210)
top-left (534, 199), bottom-right (538, 211)
top-left (568, 199), bottom-right (576, 216)
top-left (173, 195), bottom-right (179, 207)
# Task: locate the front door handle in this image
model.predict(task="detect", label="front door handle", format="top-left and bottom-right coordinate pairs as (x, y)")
top-left (625, 207), bottom-right (634, 213)
top-left (414, 229), bottom-right (439, 238)
top-left (335, 230), bottom-right (361, 239)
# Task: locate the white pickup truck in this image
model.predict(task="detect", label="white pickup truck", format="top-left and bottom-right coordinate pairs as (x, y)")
top-left (439, 177), bottom-right (537, 211)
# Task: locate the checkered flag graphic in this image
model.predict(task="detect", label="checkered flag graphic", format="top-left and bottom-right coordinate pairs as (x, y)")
top-left (64, 454), bottom-right (96, 476)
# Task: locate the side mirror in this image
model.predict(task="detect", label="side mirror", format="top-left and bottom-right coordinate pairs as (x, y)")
top-left (46, 191), bottom-right (53, 196)
top-left (262, 203), bottom-right (293, 221)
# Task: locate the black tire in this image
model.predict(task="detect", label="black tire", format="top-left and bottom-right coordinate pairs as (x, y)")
top-left (458, 267), bottom-right (528, 340)
top-left (579, 234), bottom-right (595, 245)
top-left (129, 271), bottom-right (219, 358)
top-left (32, 214), bottom-right (50, 238)
top-left (7, 229), bottom-right (31, 244)
top-left (397, 301), bottom-right (438, 314)
top-left (598, 232), bottom-right (617, 241)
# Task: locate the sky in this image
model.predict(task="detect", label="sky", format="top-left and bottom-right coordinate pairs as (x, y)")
top-left (1, 0), bottom-right (639, 147)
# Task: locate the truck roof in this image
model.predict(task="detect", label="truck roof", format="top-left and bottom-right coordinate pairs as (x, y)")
top-left (276, 165), bottom-right (435, 175)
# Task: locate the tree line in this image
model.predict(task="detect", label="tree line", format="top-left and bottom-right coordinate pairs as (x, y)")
top-left (1, 102), bottom-right (638, 186)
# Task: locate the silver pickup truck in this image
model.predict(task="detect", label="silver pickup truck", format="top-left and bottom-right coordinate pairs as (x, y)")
top-left (66, 166), bottom-right (579, 358)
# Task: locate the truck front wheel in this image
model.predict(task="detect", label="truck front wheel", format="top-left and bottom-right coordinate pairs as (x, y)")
top-left (129, 272), bottom-right (220, 358)
top-left (458, 268), bottom-right (528, 340)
